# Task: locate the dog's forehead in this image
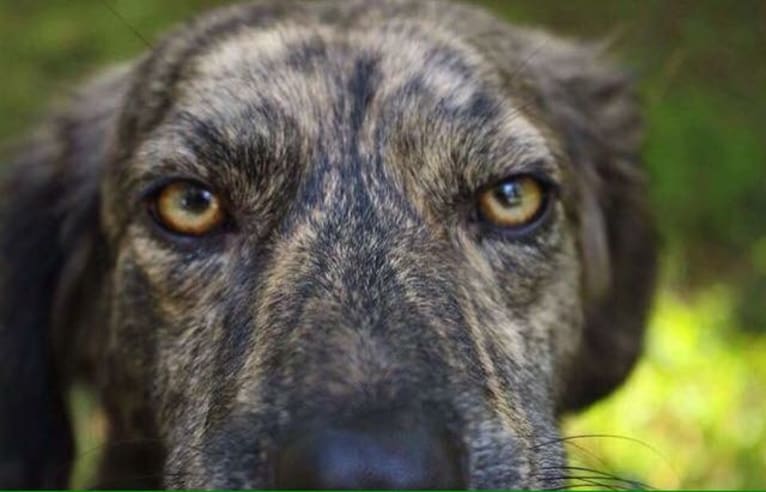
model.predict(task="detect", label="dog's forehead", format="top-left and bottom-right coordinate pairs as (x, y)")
top-left (185, 23), bottom-right (495, 114)
top-left (152, 22), bottom-right (556, 181)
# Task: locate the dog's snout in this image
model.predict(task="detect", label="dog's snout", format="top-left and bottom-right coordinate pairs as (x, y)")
top-left (274, 411), bottom-right (466, 489)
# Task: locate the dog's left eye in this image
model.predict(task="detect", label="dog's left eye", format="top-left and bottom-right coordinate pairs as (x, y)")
top-left (149, 180), bottom-right (225, 236)
top-left (477, 175), bottom-right (551, 230)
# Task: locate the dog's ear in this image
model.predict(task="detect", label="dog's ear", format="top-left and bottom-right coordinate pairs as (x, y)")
top-left (0, 66), bottom-right (129, 487)
top-left (519, 35), bottom-right (659, 412)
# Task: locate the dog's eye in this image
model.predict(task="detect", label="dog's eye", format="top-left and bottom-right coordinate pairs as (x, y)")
top-left (477, 176), bottom-right (549, 229)
top-left (150, 181), bottom-right (225, 236)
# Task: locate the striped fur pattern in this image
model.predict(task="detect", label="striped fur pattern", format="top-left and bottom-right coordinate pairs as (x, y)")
top-left (0, 0), bottom-right (656, 488)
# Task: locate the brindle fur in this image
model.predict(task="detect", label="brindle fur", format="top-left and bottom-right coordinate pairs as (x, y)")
top-left (0, 0), bottom-right (657, 488)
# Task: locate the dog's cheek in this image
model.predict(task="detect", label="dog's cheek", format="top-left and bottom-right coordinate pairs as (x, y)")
top-left (106, 238), bottom-right (230, 437)
top-left (523, 235), bottom-right (585, 401)
top-left (461, 225), bottom-right (582, 407)
top-left (450, 225), bottom-right (578, 447)
top-left (124, 233), bottom-right (231, 319)
top-left (101, 253), bottom-right (163, 438)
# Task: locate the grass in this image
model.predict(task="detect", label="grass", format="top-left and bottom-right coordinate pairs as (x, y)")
top-left (564, 280), bottom-right (766, 488)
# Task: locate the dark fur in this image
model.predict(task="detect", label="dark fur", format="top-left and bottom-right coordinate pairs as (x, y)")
top-left (0, 0), bottom-right (657, 488)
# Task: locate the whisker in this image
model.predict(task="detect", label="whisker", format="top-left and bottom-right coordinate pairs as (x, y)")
top-left (533, 433), bottom-right (675, 477)
top-left (545, 483), bottom-right (626, 491)
top-left (539, 465), bottom-right (651, 489)
top-left (534, 433), bottom-right (658, 455)
top-left (563, 439), bottom-right (618, 473)
top-left (539, 473), bottom-right (647, 490)
top-left (98, 0), bottom-right (153, 48)
top-left (506, 38), bottom-right (551, 86)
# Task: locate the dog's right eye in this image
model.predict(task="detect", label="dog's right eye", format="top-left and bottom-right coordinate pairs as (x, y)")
top-left (477, 175), bottom-right (551, 231)
top-left (148, 180), bottom-right (226, 236)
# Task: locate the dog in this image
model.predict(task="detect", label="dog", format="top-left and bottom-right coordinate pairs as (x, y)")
top-left (0, 0), bottom-right (657, 488)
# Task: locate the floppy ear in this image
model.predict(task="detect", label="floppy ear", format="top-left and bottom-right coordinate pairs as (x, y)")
top-left (0, 67), bottom-right (128, 487)
top-left (521, 35), bottom-right (659, 412)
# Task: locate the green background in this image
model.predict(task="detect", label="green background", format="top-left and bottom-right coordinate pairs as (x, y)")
top-left (1, 0), bottom-right (764, 488)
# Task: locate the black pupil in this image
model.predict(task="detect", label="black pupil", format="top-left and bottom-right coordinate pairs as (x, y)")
top-left (179, 185), bottom-right (213, 214)
top-left (493, 181), bottom-right (523, 208)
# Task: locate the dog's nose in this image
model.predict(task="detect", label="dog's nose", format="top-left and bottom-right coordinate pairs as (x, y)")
top-left (274, 411), bottom-right (465, 489)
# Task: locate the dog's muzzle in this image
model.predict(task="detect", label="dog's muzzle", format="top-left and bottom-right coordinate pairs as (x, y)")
top-left (274, 408), bottom-right (466, 488)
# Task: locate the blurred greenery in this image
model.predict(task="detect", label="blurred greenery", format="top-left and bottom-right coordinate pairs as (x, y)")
top-left (1, 0), bottom-right (764, 488)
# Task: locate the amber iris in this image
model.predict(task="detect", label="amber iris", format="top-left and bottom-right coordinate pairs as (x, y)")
top-left (153, 181), bottom-right (224, 236)
top-left (478, 176), bottom-right (547, 228)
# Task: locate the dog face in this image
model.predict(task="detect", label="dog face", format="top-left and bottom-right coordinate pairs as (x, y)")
top-left (0, 0), bottom-right (657, 489)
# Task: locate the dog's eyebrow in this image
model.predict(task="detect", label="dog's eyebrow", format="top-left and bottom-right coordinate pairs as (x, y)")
top-left (469, 155), bottom-right (559, 187)
top-left (447, 109), bottom-right (563, 192)
top-left (169, 108), bottom-right (289, 165)
top-left (128, 106), bottom-right (301, 181)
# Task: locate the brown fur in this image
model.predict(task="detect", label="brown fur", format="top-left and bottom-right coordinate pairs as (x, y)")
top-left (0, 0), bottom-right (657, 488)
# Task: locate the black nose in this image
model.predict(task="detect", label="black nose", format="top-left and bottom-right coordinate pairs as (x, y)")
top-left (274, 410), bottom-right (466, 489)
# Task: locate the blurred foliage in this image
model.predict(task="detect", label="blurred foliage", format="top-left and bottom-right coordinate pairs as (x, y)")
top-left (1, 0), bottom-right (764, 488)
top-left (564, 283), bottom-right (766, 488)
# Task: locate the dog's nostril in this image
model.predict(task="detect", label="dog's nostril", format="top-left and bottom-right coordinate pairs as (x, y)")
top-left (274, 412), bottom-right (465, 489)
